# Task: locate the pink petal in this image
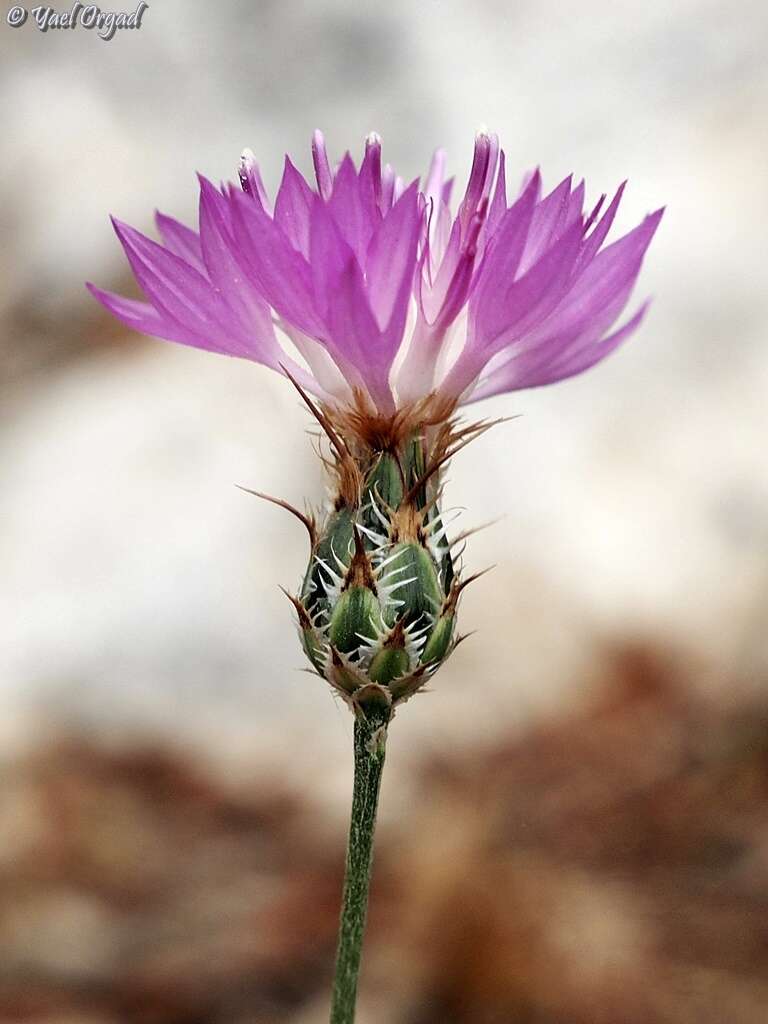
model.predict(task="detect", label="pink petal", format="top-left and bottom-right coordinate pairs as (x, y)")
top-left (518, 175), bottom-right (573, 274)
top-left (327, 257), bottom-right (394, 413)
top-left (484, 148), bottom-right (507, 242)
top-left (311, 129), bottom-right (334, 200)
top-left (547, 209), bottom-right (663, 331)
top-left (238, 149), bottom-right (271, 211)
top-left (472, 300), bottom-right (651, 399)
top-left (88, 284), bottom-right (183, 340)
top-left (358, 132), bottom-right (384, 218)
top-left (482, 216), bottom-right (585, 348)
top-left (458, 132), bottom-right (498, 234)
top-left (110, 218), bottom-right (243, 345)
top-left (308, 197), bottom-right (357, 321)
top-left (154, 212), bottom-right (205, 272)
top-left (328, 153), bottom-right (371, 265)
top-left (467, 169), bottom-right (541, 326)
top-left (366, 181), bottom-right (420, 332)
top-left (274, 157), bottom-right (314, 258)
top-left (197, 176), bottom-right (281, 364)
top-left (575, 181), bottom-right (627, 273)
top-left (230, 190), bottom-right (324, 338)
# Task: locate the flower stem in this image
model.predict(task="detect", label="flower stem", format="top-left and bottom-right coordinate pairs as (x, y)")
top-left (329, 702), bottom-right (390, 1024)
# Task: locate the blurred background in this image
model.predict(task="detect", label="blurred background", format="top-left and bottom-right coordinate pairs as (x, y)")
top-left (2, 1), bottom-right (768, 1021)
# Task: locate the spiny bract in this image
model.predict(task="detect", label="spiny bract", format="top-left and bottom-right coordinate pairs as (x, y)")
top-left (274, 394), bottom-right (491, 717)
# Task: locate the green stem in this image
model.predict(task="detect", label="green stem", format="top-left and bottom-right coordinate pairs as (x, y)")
top-left (329, 703), bottom-right (390, 1024)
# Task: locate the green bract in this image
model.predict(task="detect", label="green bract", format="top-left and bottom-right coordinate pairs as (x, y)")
top-left (288, 425), bottom-right (481, 714)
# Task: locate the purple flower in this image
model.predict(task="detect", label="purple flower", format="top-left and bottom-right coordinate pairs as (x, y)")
top-left (89, 131), bottom-right (662, 419)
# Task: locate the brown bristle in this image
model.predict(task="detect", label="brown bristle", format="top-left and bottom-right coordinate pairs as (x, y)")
top-left (278, 586), bottom-right (314, 630)
top-left (343, 527), bottom-right (378, 593)
top-left (388, 501), bottom-right (428, 545)
top-left (382, 618), bottom-right (407, 650)
top-left (444, 565), bottom-right (494, 613)
top-left (324, 391), bottom-right (458, 455)
top-left (280, 364), bottom-right (362, 506)
top-left (237, 486), bottom-right (317, 549)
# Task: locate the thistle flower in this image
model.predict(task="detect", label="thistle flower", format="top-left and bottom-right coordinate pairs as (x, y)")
top-left (88, 134), bottom-right (663, 704)
top-left (89, 131), bottom-right (662, 1024)
top-left (88, 130), bottom-right (662, 715)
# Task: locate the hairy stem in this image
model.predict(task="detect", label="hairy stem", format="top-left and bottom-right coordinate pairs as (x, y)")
top-left (329, 703), bottom-right (390, 1024)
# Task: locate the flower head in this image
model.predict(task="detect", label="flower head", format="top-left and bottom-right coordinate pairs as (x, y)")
top-left (89, 132), bottom-right (663, 711)
top-left (89, 131), bottom-right (662, 428)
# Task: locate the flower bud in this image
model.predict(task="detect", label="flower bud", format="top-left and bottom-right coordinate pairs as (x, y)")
top-left (285, 418), bottom-right (484, 713)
